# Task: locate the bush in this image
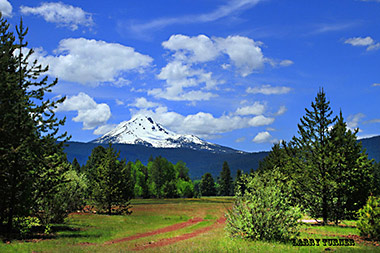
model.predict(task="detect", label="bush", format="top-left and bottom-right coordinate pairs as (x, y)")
top-left (36, 168), bottom-right (88, 224)
top-left (12, 216), bottom-right (41, 237)
top-left (357, 196), bottom-right (380, 241)
top-left (225, 168), bottom-right (301, 242)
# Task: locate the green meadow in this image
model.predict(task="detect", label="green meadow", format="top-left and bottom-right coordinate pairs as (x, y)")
top-left (1, 197), bottom-right (378, 252)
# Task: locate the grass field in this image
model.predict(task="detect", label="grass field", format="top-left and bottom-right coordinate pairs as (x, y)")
top-left (1, 197), bottom-right (379, 252)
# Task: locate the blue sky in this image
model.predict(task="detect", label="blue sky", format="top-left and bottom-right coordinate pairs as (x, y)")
top-left (2, 0), bottom-right (380, 152)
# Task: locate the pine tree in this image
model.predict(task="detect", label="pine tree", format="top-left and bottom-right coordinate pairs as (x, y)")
top-left (286, 88), bottom-right (336, 225)
top-left (219, 161), bottom-right (233, 196)
top-left (200, 173), bottom-right (216, 196)
top-left (72, 158), bottom-right (81, 173)
top-left (92, 144), bottom-right (133, 215)
top-left (0, 15), bottom-right (68, 230)
top-left (328, 111), bottom-right (374, 222)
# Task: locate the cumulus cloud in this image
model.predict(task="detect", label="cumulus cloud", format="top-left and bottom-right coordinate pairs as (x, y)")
top-left (0, 0), bottom-right (12, 17)
top-left (150, 60), bottom-right (217, 101)
top-left (56, 92), bottom-right (111, 129)
top-left (344, 36), bottom-right (380, 51)
top-left (248, 115), bottom-right (275, 127)
top-left (155, 34), bottom-right (289, 101)
top-left (252, 131), bottom-right (277, 143)
top-left (129, 97), bottom-right (160, 109)
top-left (20, 2), bottom-right (94, 31)
top-left (235, 102), bottom-right (266, 116)
top-left (34, 38), bottom-right (152, 86)
top-left (130, 106), bottom-right (275, 138)
top-left (215, 36), bottom-right (265, 77)
top-left (162, 34), bottom-right (219, 63)
top-left (246, 84), bottom-right (292, 95)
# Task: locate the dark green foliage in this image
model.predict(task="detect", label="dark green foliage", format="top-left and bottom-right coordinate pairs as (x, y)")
top-left (71, 158), bottom-right (81, 173)
top-left (357, 196), bottom-right (380, 240)
top-left (257, 143), bottom-right (287, 173)
top-left (218, 161), bottom-right (233, 196)
top-left (91, 144), bottom-right (133, 215)
top-left (226, 169), bottom-right (302, 242)
top-left (286, 88), bottom-right (336, 225)
top-left (0, 15), bottom-right (68, 231)
top-left (200, 173), bottom-right (216, 196)
top-left (328, 111), bottom-right (374, 222)
top-left (149, 156), bottom-right (178, 198)
top-left (262, 89), bottom-right (376, 225)
top-left (234, 169), bottom-right (244, 195)
top-left (374, 162), bottom-right (380, 196)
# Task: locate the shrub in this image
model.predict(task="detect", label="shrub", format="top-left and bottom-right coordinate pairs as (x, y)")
top-left (357, 196), bottom-right (380, 241)
top-left (225, 168), bottom-right (301, 242)
top-left (12, 216), bottom-right (41, 237)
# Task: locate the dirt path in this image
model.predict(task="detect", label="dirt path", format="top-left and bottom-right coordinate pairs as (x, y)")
top-left (131, 216), bottom-right (226, 251)
top-left (104, 217), bottom-right (204, 245)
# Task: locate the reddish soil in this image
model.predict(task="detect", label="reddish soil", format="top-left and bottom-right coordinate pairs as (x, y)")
top-left (104, 217), bottom-right (204, 245)
top-left (132, 216), bottom-right (226, 251)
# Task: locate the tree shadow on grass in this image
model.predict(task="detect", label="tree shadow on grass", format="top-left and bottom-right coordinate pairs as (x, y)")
top-left (0, 224), bottom-right (101, 243)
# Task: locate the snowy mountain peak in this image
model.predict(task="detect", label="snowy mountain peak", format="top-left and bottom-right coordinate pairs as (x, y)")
top-left (91, 115), bottom-right (221, 151)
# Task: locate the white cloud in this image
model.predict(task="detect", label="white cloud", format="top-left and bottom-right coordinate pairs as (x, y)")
top-left (345, 36), bottom-right (374, 46)
top-left (367, 43), bottom-right (380, 51)
top-left (0, 0), bottom-right (12, 17)
top-left (344, 36), bottom-right (380, 51)
top-left (129, 0), bottom-right (262, 34)
top-left (275, 106), bottom-right (287, 116)
top-left (364, 118), bottom-right (380, 124)
top-left (56, 92), bottom-right (111, 129)
top-left (252, 131), bottom-right (277, 143)
top-left (235, 102), bottom-right (266, 115)
top-left (347, 113), bottom-right (365, 131)
top-left (129, 97), bottom-right (160, 109)
top-left (235, 137), bottom-right (246, 143)
top-left (131, 106), bottom-right (275, 138)
top-left (20, 2), bottom-right (94, 31)
top-left (115, 99), bottom-right (124, 106)
top-left (34, 38), bottom-right (153, 86)
top-left (372, 83), bottom-right (380, 87)
top-left (248, 115), bottom-right (275, 127)
top-left (246, 84), bottom-right (292, 95)
top-left (279, 60), bottom-right (294, 67)
top-left (150, 60), bottom-right (217, 101)
top-left (215, 35), bottom-right (265, 77)
top-left (93, 124), bottom-right (117, 135)
top-left (162, 34), bottom-right (219, 63)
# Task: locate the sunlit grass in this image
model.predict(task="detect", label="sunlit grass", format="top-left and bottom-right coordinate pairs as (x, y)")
top-left (1, 197), bottom-right (379, 252)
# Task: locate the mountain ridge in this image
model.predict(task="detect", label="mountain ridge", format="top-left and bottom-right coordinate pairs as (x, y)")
top-left (91, 115), bottom-right (244, 154)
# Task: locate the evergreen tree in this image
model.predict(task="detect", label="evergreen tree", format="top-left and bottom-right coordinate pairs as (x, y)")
top-left (285, 88), bottom-right (336, 225)
top-left (258, 143), bottom-right (287, 173)
top-left (328, 111), bottom-right (374, 222)
top-left (218, 161), bottom-right (233, 196)
top-left (72, 158), bottom-right (81, 173)
top-left (200, 173), bottom-right (216, 196)
top-left (92, 144), bottom-right (133, 215)
top-left (0, 15), bottom-right (68, 230)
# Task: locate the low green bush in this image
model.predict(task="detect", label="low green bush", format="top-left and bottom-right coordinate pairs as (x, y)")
top-left (225, 168), bottom-right (301, 242)
top-left (12, 216), bottom-right (41, 237)
top-left (357, 196), bottom-right (380, 240)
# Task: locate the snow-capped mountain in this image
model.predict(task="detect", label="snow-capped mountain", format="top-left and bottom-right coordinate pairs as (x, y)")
top-left (91, 115), bottom-right (242, 153)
